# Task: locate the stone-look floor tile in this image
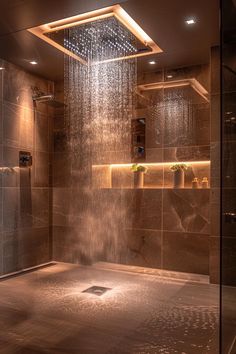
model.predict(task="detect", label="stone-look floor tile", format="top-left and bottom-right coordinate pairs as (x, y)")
top-left (3, 227), bottom-right (50, 274)
top-left (163, 231), bottom-right (209, 274)
top-left (122, 189), bottom-right (162, 230)
top-left (124, 228), bottom-right (162, 269)
top-left (209, 236), bottom-right (220, 284)
top-left (163, 189), bottom-right (210, 234)
top-left (0, 263), bottom-right (219, 353)
top-left (164, 145), bottom-right (210, 162)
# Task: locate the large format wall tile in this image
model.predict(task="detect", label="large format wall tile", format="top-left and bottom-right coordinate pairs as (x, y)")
top-left (3, 227), bottom-right (50, 274)
top-left (3, 60), bottom-right (52, 114)
top-left (122, 189), bottom-right (162, 230)
top-left (3, 102), bottom-right (34, 149)
top-left (52, 64), bottom-right (212, 278)
top-left (3, 187), bottom-right (49, 232)
top-left (163, 231), bottom-right (209, 274)
top-left (32, 151), bottom-right (49, 187)
top-left (163, 189), bottom-right (210, 234)
top-left (124, 228), bottom-right (162, 269)
top-left (164, 145), bottom-right (210, 162)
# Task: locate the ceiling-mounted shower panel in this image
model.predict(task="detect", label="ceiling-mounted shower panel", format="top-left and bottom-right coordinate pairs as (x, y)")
top-left (27, 5), bottom-right (162, 65)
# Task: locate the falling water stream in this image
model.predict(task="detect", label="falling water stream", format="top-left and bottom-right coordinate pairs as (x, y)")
top-left (64, 17), bottom-right (137, 264)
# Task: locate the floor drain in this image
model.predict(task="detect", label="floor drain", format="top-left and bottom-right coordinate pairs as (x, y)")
top-left (82, 286), bottom-right (112, 296)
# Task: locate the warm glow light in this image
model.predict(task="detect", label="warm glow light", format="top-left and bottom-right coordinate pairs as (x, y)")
top-left (27, 4), bottom-right (162, 65)
top-left (149, 60), bottom-right (156, 65)
top-left (30, 60), bottom-right (38, 65)
top-left (0, 67), bottom-right (5, 70)
top-left (166, 74), bottom-right (173, 79)
top-left (186, 18), bottom-right (196, 25)
top-left (92, 161), bottom-right (210, 168)
top-left (138, 78), bottom-right (209, 102)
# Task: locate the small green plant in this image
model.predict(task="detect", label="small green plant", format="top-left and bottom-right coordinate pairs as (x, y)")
top-left (131, 163), bottom-right (147, 173)
top-left (170, 163), bottom-right (188, 172)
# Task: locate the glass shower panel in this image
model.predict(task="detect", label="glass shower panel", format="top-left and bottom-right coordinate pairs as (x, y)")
top-left (221, 0), bottom-right (236, 352)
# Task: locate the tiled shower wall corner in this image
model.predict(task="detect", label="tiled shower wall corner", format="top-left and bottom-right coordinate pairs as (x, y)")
top-left (52, 62), bottom-right (218, 277)
top-left (0, 59), bottom-right (53, 275)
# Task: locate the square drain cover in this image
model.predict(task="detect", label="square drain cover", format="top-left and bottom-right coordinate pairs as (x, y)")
top-left (82, 286), bottom-right (111, 296)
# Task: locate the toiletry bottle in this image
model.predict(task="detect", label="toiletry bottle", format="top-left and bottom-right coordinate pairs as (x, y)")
top-left (192, 177), bottom-right (199, 189)
top-left (202, 177), bottom-right (209, 188)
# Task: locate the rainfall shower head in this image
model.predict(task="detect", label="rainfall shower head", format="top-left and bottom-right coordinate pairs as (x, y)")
top-left (32, 89), bottom-right (65, 108)
top-left (32, 94), bottom-right (54, 103)
top-left (27, 5), bottom-right (162, 65)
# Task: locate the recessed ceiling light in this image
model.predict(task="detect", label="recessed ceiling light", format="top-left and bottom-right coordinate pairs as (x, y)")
top-left (0, 67), bottom-right (5, 70)
top-left (30, 60), bottom-right (38, 65)
top-left (167, 74), bottom-right (173, 79)
top-left (149, 60), bottom-right (156, 65)
top-left (186, 18), bottom-right (196, 25)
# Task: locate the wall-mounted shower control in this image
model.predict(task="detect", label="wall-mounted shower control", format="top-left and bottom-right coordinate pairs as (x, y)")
top-left (19, 151), bottom-right (32, 167)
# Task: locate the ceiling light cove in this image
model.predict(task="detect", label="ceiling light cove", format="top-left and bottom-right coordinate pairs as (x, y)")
top-left (27, 5), bottom-right (163, 65)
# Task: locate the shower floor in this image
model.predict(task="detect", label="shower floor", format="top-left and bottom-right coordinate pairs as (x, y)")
top-left (0, 262), bottom-right (219, 354)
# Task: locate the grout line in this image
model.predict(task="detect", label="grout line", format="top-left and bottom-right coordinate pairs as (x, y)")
top-left (228, 335), bottom-right (236, 354)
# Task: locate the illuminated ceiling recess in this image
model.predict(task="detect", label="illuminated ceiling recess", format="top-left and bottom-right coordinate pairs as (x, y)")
top-left (27, 5), bottom-right (162, 65)
top-left (138, 78), bottom-right (209, 102)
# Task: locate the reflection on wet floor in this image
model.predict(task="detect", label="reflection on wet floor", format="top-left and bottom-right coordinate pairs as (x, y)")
top-left (0, 262), bottom-right (219, 354)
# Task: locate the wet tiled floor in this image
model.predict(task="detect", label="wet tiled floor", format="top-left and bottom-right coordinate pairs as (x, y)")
top-left (0, 263), bottom-right (219, 354)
